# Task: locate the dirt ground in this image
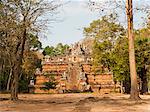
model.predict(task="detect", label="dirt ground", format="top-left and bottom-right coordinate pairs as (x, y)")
top-left (0, 93), bottom-right (150, 112)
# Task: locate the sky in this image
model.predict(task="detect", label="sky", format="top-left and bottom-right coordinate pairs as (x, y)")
top-left (39, 0), bottom-right (149, 47)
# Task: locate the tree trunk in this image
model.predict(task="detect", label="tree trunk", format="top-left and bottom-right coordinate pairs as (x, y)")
top-left (10, 29), bottom-right (27, 101)
top-left (10, 40), bottom-right (21, 100)
top-left (126, 0), bottom-right (140, 100)
top-left (6, 68), bottom-right (12, 91)
top-left (10, 64), bottom-right (19, 100)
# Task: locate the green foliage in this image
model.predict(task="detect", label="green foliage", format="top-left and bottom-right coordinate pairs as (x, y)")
top-left (18, 75), bottom-right (29, 93)
top-left (84, 14), bottom-right (125, 74)
top-left (135, 30), bottom-right (150, 73)
top-left (42, 82), bottom-right (57, 90)
top-left (0, 72), bottom-right (9, 91)
top-left (109, 30), bottom-right (150, 93)
top-left (84, 15), bottom-right (150, 84)
top-left (84, 14), bottom-right (125, 41)
top-left (0, 52), bottom-right (11, 91)
top-left (27, 34), bottom-right (42, 50)
top-left (0, 32), bottom-right (42, 92)
top-left (55, 43), bottom-right (69, 55)
top-left (134, 29), bottom-right (150, 93)
top-left (42, 74), bottom-right (57, 90)
top-left (42, 46), bottom-right (55, 56)
top-left (111, 37), bottom-right (130, 81)
top-left (42, 43), bottom-right (69, 56)
top-left (22, 51), bottom-right (41, 76)
top-left (0, 0), bottom-right (61, 100)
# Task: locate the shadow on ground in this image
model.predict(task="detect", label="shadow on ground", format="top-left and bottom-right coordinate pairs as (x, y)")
top-left (0, 94), bottom-right (150, 112)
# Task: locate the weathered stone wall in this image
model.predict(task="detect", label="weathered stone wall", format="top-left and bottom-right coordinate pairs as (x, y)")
top-left (31, 42), bottom-right (120, 94)
top-left (42, 64), bottom-right (68, 72)
top-left (33, 62), bottom-right (120, 94)
top-left (87, 74), bottom-right (117, 93)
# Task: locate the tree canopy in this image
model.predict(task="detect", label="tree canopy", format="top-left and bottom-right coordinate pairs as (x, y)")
top-left (42, 43), bottom-right (70, 56)
top-left (0, 0), bottom-right (61, 100)
top-left (84, 15), bottom-right (150, 93)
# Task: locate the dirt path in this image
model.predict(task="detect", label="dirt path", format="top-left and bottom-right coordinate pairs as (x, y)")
top-left (0, 93), bottom-right (150, 112)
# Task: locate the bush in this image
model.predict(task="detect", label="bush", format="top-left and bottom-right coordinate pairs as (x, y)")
top-left (42, 82), bottom-right (57, 90)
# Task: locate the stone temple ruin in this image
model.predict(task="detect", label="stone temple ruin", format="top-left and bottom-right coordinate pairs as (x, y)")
top-left (29, 38), bottom-right (120, 93)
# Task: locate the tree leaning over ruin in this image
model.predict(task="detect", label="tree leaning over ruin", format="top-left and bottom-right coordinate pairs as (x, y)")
top-left (126, 0), bottom-right (140, 100)
top-left (0, 0), bottom-right (61, 101)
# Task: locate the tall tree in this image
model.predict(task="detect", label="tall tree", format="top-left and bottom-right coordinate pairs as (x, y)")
top-left (126, 0), bottom-right (140, 100)
top-left (88, 0), bottom-right (149, 98)
top-left (84, 14), bottom-right (150, 95)
top-left (0, 0), bottom-right (61, 100)
top-left (84, 14), bottom-right (125, 72)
